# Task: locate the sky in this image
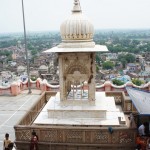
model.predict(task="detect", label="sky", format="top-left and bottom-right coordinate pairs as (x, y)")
top-left (0, 0), bottom-right (150, 33)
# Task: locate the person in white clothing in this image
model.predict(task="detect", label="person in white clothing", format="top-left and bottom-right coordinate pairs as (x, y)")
top-left (129, 113), bottom-right (134, 128)
top-left (3, 133), bottom-right (11, 150)
top-left (138, 123), bottom-right (147, 136)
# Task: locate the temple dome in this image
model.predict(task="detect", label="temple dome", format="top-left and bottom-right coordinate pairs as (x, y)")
top-left (60, 0), bottom-right (94, 42)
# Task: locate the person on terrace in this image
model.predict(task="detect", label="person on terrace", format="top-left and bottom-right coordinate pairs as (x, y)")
top-left (138, 122), bottom-right (148, 136)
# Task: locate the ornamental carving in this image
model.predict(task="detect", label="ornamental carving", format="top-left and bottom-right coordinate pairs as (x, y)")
top-left (119, 132), bottom-right (133, 144)
top-left (127, 103), bottom-right (132, 111)
top-left (62, 33), bottom-right (93, 41)
top-left (66, 131), bottom-right (83, 143)
top-left (42, 130), bottom-right (57, 142)
top-left (65, 62), bottom-right (89, 75)
top-left (57, 130), bottom-right (63, 143)
top-left (114, 96), bottom-right (122, 104)
top-left (18, 130), bottom-right (31, 141)
top-left (85, 131), bottom-right (91, 143)
top-left (112, 132), bottom-right (119, 144)
top-left (94, 131), bottom-right (109, 143)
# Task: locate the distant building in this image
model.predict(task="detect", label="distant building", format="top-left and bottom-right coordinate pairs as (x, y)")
top-left (38, 65), bottom-right (48, 75)
top-left (17, 66), bottom-right (26, 75)
top-left (126, 63), bottom-right (139, 73)
top-left (145, 52), bottom-right (150, 61)
top-left (106, 53), bottom-right (118, 61)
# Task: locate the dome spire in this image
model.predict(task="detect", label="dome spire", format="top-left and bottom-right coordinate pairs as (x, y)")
top-left (72, 0), bottom-right (82, 13)
top-left (60, 0), bottom-right (94, 42)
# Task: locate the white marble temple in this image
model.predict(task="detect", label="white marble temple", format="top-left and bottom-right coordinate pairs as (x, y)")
top-left (34, 92), bottom-right (125, 126)
top-left (35, 0), bottom-right (125, 127)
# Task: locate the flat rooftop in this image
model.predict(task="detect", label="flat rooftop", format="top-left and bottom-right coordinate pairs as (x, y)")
top-left (0, 90), bottom-right (41, 150)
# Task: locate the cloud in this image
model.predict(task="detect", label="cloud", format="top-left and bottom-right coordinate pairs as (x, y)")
top-left (0, 0), bottom-right (150, 33)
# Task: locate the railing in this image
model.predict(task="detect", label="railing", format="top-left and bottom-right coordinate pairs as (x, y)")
top-left (17, 91), bottom-right (57, 125)
top-left (106, 91), bottom-right (138, 113)
top-left (105, 91), bottom-right (123, 105)
top-left (14, 125), bottom-right (137, 149)
top-left (0, 79), bottom-right (150, 96)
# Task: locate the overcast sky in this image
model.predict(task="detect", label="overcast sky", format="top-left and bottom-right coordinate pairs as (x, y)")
top-left (0, 0), bottom-right (150, 33)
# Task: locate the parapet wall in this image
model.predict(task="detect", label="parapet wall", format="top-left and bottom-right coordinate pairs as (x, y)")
top-left (0, 78), bottom-right (150, 96)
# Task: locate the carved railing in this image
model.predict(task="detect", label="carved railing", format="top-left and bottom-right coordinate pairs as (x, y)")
top-left (105, 91), bottom-right (123, 105)
top-left (122, 91), bottom-right (138, 113)
top-left (106, 91), bottom-right (138, 114)
top-left (14, 125), bottom-right (137, 149)
top-left (17, 91), bottom-right (57, 125)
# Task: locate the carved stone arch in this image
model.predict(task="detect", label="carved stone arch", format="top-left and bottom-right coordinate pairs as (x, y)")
top-left (65, 62), bottom-right (89, 75)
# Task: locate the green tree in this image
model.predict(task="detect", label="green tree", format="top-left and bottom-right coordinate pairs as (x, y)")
top-left (118, 53), bottom-right (135, 68)
top-left (31, 76), bottom-right (37, 81)
top-left (102, 61), bottom-right (114, 70)
top-left (125, 54), bottom-right (135, 63)
top-left (132, 40), bottom-right (140, 46)
top-left (31, 50), bottom-right (37, 56)
top-left (96, 54), bottom-right (102, 65)
top-left (120, 58), bottom-right (127, 68)
top-left (96, 65), bottom-right (99, 73)
top-left (112, 79), bottom-right (124, 86)
top-left (132, 78), bottom-right (143, 86)
top-left (118, 54), bottom-right (125, 61)
top-left (7, 55), bottom-right (12, 62)
top-left (27, 43), bottom-right (34, 50)
top-left (96, 54), bottom-right (100, 64)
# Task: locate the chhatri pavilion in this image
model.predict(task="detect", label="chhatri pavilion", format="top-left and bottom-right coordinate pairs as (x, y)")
top-left (34, 0), bottom-right (123, 127)
top-left (14, 1), bottom-right (137, 149)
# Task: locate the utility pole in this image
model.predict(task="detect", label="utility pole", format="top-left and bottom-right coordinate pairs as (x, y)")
top-left (21, 0), bottom-right (31, 94)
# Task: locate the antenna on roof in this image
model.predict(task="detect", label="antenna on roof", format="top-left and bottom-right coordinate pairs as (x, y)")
top-left (21, 0), bottom-right (32, 94)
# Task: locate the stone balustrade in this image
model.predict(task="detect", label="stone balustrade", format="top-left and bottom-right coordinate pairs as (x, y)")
top-left (1, 78), bottom-right (150, 98)
top-left (14, 126), bottom-right (136, 150)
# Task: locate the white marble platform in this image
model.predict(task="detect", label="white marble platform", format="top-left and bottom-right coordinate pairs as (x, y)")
top-left (48, 92), bottom-right (106, 118)
top-left (34, 92), bottom-right (125, 126)
top-left (48, 110), bottom-right (106, 119)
